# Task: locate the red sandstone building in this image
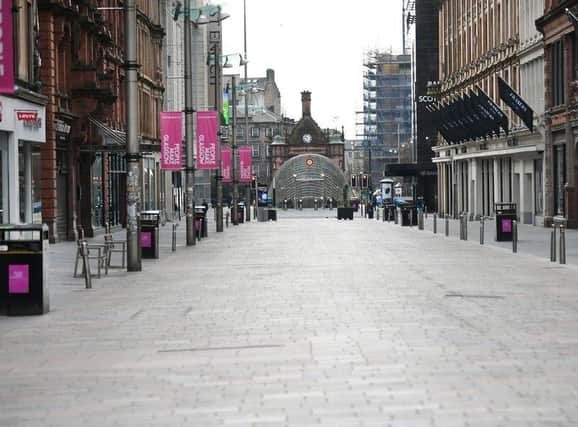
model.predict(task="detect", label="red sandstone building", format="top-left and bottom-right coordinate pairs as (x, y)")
top-left (536, 0), bottom-right (578, 227)
top-left (38, 0), bottom-right (164, 241)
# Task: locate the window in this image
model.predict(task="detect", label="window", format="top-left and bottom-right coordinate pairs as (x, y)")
top-left (250, 127), bottom-right (260, 137)
top-left (236, 126), bottom-right (244, 137)
top-left (14, 0), bottom-right (35, 83)
top-left (552, 40), bottom-right (565, 106)
top-left (252, 144), bottom-right (260, 158)
top-left (265, 128), bottom-right (272, 137)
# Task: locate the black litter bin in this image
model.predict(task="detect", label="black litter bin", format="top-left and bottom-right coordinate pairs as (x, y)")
top-left (237, 203), bottom-right (245, 224)
top-left (267, 208), bottom-right (277, 221)
top-left (140, 210), bottom-right (160, 259)
top-left (400, 205), bottom-right (417, 226)
top-left (384, 203), bottom-right (395, 221)
top-left (194, 206), bottom-right (208, 238)
top-left (495, 202), bottom-right (517, 241)
top-left (367, 205), bottom-right (374, 219)
top-left (0, 224), bottom-right (49, 315)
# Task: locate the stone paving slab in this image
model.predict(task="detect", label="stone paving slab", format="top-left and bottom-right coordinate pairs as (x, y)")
top-left (2, 210), bottom-right (578, 426)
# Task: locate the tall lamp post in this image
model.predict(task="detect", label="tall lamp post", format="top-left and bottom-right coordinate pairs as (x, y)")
top-left (243, 0), bottom-right (251, 221)
top-left (183, 0), bottom-right (196, 245)
top-left (175, 2), bottom-right (227, 242)
top-left (231, 75), bottom-right (239, 225)
top-left (125, 0), bottom-right (141, 271)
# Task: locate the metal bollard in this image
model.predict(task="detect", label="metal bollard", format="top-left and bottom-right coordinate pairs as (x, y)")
top-left (433, 212), bottom-right (437, 234)
top-left (172, 223), bottom-right (178, 252)
top-left (376, 207), bottom-right (380, 221)
top-left (418, 210), bottom-right (424, 230)
top-left (226, 212), bottom-right (229, 228)
top-left (480, 217), bottom-right (484, 245)
top-left (445, 214), bottom-right (449, 236)
top-left (512, 220), bottom-right (518, 253)
top-left (560, 225), bottom-right (566, 265)
top-left (81, 240), bottom-right (92, 289)
top-left (550, 226), bottom-right (557, 262)
top-left (410, 209), bottom-right (414, 227)
top-left (394, 209), bottom-right (399, 225)
top-left (459, 214), bottom-right (463, 240)
top-left (462, 215), bottom-right (468, 241)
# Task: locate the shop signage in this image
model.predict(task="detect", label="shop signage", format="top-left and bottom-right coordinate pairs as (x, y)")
top-left (0, 2), bottom-right (14, 94)
top-left (17, 111), bottom-right (38, 121)
top-left (55, 119), bottom-right (71, 134)
top-left (196, 111), bottom-right (219, 170)
top-left (238, 146), bottom-right (252, 183)
top-left (222, 147), bottom-right (232, 183)
top-left (160, 111), bottom-right (183, 170)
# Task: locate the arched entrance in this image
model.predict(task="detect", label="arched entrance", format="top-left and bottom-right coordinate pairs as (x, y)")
top-left (272, 154), bottom-right (349, 208)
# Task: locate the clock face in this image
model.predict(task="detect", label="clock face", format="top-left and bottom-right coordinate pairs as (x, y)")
top-left (302, 133), bottom-right (312, 144)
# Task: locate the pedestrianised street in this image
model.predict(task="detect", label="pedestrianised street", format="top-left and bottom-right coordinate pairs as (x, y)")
top-left (2, 212), bottom-right (578, 426)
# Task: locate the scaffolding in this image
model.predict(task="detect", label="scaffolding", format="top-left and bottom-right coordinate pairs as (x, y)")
top-left (361, 50), bottom-right (412, 186)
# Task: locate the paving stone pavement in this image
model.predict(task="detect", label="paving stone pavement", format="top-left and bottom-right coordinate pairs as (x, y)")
top-left (2, 209), bottom-right (578, 426)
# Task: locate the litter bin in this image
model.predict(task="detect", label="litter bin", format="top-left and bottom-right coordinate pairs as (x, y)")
top-left (367, 205), bottom-right (374, 219)
top-left (194, 206), bottom-right (208, 238)
top-left (495, 202), bottom-right (517, 241)
top-left (140, 210), bottom-right (160, 259)
top-left (0, 224), bottom-right (49, 315)
top-left (267, 208), bottom-right (277, 221)
top-left (237, 203), bottom-right (245, 224)
top-left (400, 205), bottom-right (417, 226)
top-left (384, 203), bottom-right (395, 221)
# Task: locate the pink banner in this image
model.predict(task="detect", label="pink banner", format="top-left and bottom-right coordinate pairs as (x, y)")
top-left (238, 146), bottom-right (252, 183)
top-left (9, 265), bottom-right (29, 294)
top-left (222, 147), bottom-right (232, 183)
top-left (160, 112), bottom-right (183, 170)
top-left (0, 2), bottom-right (14, 94)
top-left (196, 111), bottom-right (219, 170)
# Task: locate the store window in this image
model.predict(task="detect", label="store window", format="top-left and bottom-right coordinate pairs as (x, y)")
top-left (108, 153), bottom-right (125, 226)
top-left (0, 147), bottom-right (4, 224)
top-left (143, 157), bottom-right (157, 210)
top-left (92, 153), bottom-right (104, 228)
top-left (534, 159), bottom-right (543, 215)
top-left (31, 146), bottom-right (42, 224)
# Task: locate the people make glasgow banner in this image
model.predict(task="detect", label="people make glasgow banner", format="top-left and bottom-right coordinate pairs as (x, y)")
top-left (498, 76), bottom-right (534, 132)
top-left (196, 111), bottom-right (219, 170)
top-left (160, 112), bottom-right (183, 171)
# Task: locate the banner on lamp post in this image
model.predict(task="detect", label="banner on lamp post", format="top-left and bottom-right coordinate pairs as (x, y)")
top-left (196, 111), bottom-right (219, 170)
top-left (0, 1), bottom-right (14, 94)
top-left (222, 147), bottom-right (232, 183)
top-left (238, 146), bottom-right (252, 183)
top-left (160, 112), bottom-right (183, 170)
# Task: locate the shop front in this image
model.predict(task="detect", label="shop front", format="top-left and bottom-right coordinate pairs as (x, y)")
top-left (0, 96), bottom-right (46, 225)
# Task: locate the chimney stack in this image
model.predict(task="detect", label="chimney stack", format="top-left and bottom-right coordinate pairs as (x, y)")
top-left (301, 91), bottom-right (311, 117)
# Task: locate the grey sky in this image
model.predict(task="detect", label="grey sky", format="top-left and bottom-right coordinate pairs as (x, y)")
top-left (220, 0), bottom-right (405, 139)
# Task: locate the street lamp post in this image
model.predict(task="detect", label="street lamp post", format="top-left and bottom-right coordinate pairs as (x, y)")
top-left (243, 0), bottom-right (251, 222)
top-left (125, 0), bottom-right (141, 271)
top-left (184, 0), bottom-right (196, 246)
top-left (231, 75), bottom-right (239, 225)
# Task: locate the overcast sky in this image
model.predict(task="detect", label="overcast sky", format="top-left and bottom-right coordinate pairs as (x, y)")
top-left (219, 0), bottom-right (405, 140)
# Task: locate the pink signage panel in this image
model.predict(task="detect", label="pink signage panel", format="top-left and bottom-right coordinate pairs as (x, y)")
top-left (196, 111), bottom-right (219, 170)
top-left (501, 219), bottom-right (512, 233)
top-left (0, 2), bottom-right (14, 94)
top-left (141, 231), bottom-right (152, 248)
top-left (160, 112), bottom-right (183, 170)
top-left (222, 147), bottom-right (232, 183)
top-left (238, 147), bottom-right (252, 183)
top-left (9, 265), bottom-right (29, 294)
